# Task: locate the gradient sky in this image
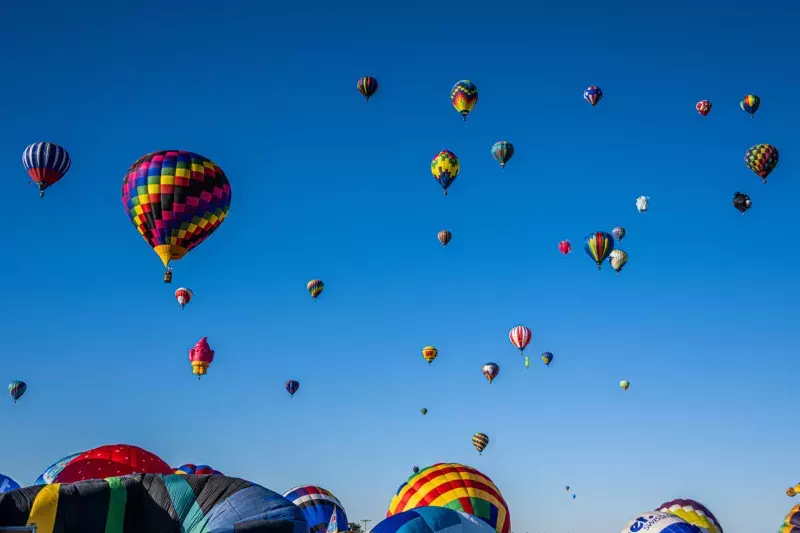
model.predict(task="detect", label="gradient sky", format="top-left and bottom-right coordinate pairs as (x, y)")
top-left (0, 1), bottom-right (796, 532)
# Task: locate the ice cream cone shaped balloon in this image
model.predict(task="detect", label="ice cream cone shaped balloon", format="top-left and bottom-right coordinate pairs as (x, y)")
top-left (189, 337), bottom-right (215, 379)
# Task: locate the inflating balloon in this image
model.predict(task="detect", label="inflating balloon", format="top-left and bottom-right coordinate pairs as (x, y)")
top-left (374, 507), bottom-right (498, 533)
top-left (696, 100), bottom-right (711, 118)
top-left (431, 150), bottom-right (459, 195)
top-left (8, 381), bottom-right (26, 403)
top-left (451, 80), bottom-right (478, 121)
top-left (286, 380), bottom-right (300, 397)
top-left (357, 76), bottom-right (379, 101)
top-left (482, 363), bottom-right (499, 384)
top-left (121, 150), bottom-right (232, 280)
top-left (745, 144), bottom-right (779, 183)
top-left (621, 512), bottom-right (697, 533)
top-left (0, 474), bottom-right (19, 495)
top-left (387, 463), bottom-right (510, 533)
top-left (422, 346), bottom-right (438, 364)
top-left (189, 337), bottom-right (215, 379)
top-left (52, 444), bottom-right (172, 484)
top-left (283, 485), bottom-right (348, 533)
top-left (656, 498), bottom-right (723, 533)
top-left (584, 85), bottom-right (603, 107)
top-left (174, 464), bottom-right (223, 475)
top-left (491, 141), bottom-right (514, 168)
top-left (584, 232), bottom-right (615, 270)
top-left (34, 452), bottom-right (82, 485)
top-left (472, 433), bottom-right (489, 454)
top-left (22, 142), bottom-right (71, 198)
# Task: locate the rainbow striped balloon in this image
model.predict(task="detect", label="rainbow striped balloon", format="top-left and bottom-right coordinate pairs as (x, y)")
top-left (387, 463), bottom-right (510, 533)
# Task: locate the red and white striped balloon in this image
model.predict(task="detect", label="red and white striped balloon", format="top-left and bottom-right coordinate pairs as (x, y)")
top-left (175, 288), bottom-right (193, 309)
top-left (509, 325), bottom-right (532, 353)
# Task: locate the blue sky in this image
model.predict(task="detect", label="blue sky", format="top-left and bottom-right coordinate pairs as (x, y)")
top-left (0, 1), bottom-right (796, 532)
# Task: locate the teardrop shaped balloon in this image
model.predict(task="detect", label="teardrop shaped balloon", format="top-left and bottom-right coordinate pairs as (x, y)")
top-left (611, 226), bottom-right (626, 241)
top-left (696, 100), bottom-right (712, 118)
top-left (482, 362), bottom-right (500, 384)
top-left (491, 141), bottom-right (514, 168)
top-left (541, 352), bottom-right (553, 366)
top-left (420, 408), bottom-right (428, 415)
top-left (357, 76), bottom-right (378, 101)
top-left (509, 325), bottom-right (532, 354)
top-left (8, 381), bottom-right (26, 403)
top-left (438, 230), bottom-right (452, 246)
top-left (422, 345), bottom-right (438, 364)
top-left (745, 144), bottom-right (779, 183)
top-left (584, 231), bottom-right (615, 270)
top-left (609, 249), bottom-right (628, 275)
top-left (431, 150), bottom-right (459, 195)
top-left (307, 279), bottom-right (324, 300)
top-left (121, 150), bottom-right (232, 278)
top-left (22, 142), bottom-right (71, 198)
top-left (472, 432), bottom-right (489, 454)
top-left (558, 240), bottom-right (572, 256)
top-left (451, 80), bottom-right (478, 121)
top-left (740, 94), bottom-right (760, 117)
top-left (175, 287), bottom-right (193, 309)
top-left (620, 380), bottom-right (630, 391)
top-left (583, 85), bottom-right (603, 107)
top-left (285, 380), bottom-right (300, 397)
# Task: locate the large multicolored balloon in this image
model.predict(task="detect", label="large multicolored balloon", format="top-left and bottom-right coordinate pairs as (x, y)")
top-left (451, 81), bottom-right (478, 121)
top-left (740, 94), bottom-right (760, 117)
top-left (175, 287), bottom-right (193, 309)
top-left (0, 474), bottom-right (309, 533)
top-left (8, 381), bottom-right (26, 403)
top-left (482, 363), bottom-right (499, 384)
top-left (584, 231), bottom-right (615, 270)
top-left (438, 230), bottom-right (452, 246)
top-left (34, 452), bottom-right (83, 485)
top-left (509, 326), bottom-right (532, 354)
top-left (189, 337), bottom-right (215, 378)
top-left (422, 346), bottom-right (438, 364)
top-left (22, 142), bottom-right (71, 198)
top-left (374, 507), bottom-right (498, 533)
top-left (307, 279), bottom-right (324, 300)
top-left (584, 85), bottom-right (603, 107)
top-left (610, 249), bottom-right (628, 275)
top-left (745, 144), bottom-right (779, 183)
top-left (780, 503), bottom-right (800, 532)
top-left (655, 498), bottom-right (723, 533)
top-left (387, 463), bottom-right (510, 533)
top-left (621, 512), bottom-right (697, 533)
top-left (491, 141), bottom-right (514, 168)
top-left (431, 150), bottom-right (459, 195)
top-left (121, 150), bottom-right (232, 278)
top-left (51, 444), bottom-right (172, 484)
top-left (173, 464), bottom-right (223, 475)
top-left (472, 433), bottom-right (489, 454)
top-left (559, 240), bottom-right (572, 256)
top-left (541, 352), bottom-right (553, 366)
top-left (0, 474), bottom-right (19, 494)
top-left (696, 100), bottom-right (711, 118)
top-left (286, 380), bottom-right (300, 397)
top-left (283, 485), bottom-right (348, 533)
top-left (357, 76), bottom-right (379, 101)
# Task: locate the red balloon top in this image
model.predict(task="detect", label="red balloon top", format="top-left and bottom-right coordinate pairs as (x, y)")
top-left (54, 444), bottom-right (172, 483)
top-left (189, 337), bottom-right (215, 364)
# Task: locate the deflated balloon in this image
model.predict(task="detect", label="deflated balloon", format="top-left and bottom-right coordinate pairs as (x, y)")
top-left (387, 463), bottom-right (510, 533)
top-left (0, 474), bottom-right (309, 533)
top-left (283, 485), bottom-right (348, 533)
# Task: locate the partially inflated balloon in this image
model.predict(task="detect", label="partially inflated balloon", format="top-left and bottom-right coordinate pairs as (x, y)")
top-left (173, 464), bottom-right (223, 475)
top-left (34, 452), bottom-right (82, 485)
top-left (357, 76), bottom-right (379, 101)
top-left (0, 474), bottom-right (19, 494)
top-left (621, 512), bottom-right (697, 533)
top-left (451, 81), bottom-right (478, 121)
top-left (121, 151), bottom-right (232, 277)
top-left (745, 144), bottom-right (779, 183)
top-left (286, 380), bottom-right (300, 397)
top-left (283, 485), bottom-right (348, 533)
top-left (431, 150), bottom-right (459, 195)
top-left (53, 444), bottom-right (172, 483)
top-left (584, 232), bottom-right (614, 270)
top-left (656, 498), bottom-right (723, 533)
top-left (482, 363), bottom-right (499, 384)
top-left (491, 142), bottom-right (514, 168)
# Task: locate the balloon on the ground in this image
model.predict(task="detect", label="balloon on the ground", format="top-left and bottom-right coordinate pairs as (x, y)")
top-left (174, 464), bottom-right (223, 475)
top-left (451, 81), bottom-right (478, 121)
top-left (121, 150), bottom-right (232, 277)
top-left (780, 503), bottom-right (800, 532)
top-left (189, 337), bottom-right (215, 378)
top-left (357, 76), bottom-right (379, 101)
top-left (283, 485), bottom-right (348, 533)
top-left (696, 100), bottom-right (711, 118)
top-left (52, 444), bottom-right (172, 483)
top-left (374, 507), bottom-right (498, 533)
top-left (621, 512), bottom-right (699, 533)
top-left (22, 142), bottom-right (71, 198)
top-left (0, 474), bottom-right (309, 533)
top-left (387, 463), bottom-right (510, 533)
top-left (0, 475), bottom-right (19, 494)
top-left (34, 452), bottom-right (83, 485)
top-left (656, 498), bottom-right (723, 533)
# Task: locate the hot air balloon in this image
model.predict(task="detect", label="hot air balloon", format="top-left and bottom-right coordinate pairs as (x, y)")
top-left (431, 150), bottom-right (459, 195)
top-left (572, 494), bottom-right (576, 499)
top-left (420, 408), bottom-right (428, 415)
top-left (438, 230), bottom-right (452, 246)
top-left (357, 76), bottom-right (378, 101)
top-left (524, 356), bottom-right (530, 369)
top-left (285, 380), bottom-right (300, 397)
top-left (745, 144), bottom-right (779, 183)
top-left (308, 279), bottom-right (324, 300)
top-left (610, 250), bottom-right (628, 275)
top-left (34, 452), bottom-right (83, 485)
top-left (374, 508), bottom-right (499, 533)
top-left (8, 381), bottom-right (26, 403)
top-left (620, 380), bottom-right (630, 391)
top-left (121, 150), bottom-right (232, 281)
top-left (780, 503), bottom-right (800, 533)
top-left (787, 484), bottom-right (800, 497)
top-left (472, 433), bottom-right (489, 454)
top-left (656, 498), bottom-right (723, 533)
top-left (565, 486), bottom-right (570, 491)
top-left (482, 363), bottom-right (499, 384)
top-left (22, 142), bottom-right (71, 198)
top-left (584, 231), bottom-right (615, 270)
top-left (509, 325), bottom-right (532, 354)
top-left (189, 337), bottom-right (215, 379)
top-left (740, 94), bottom-right (760, 117)
top-left (733, 192), bottom-right (752, 214)
top-left (0, 474), bottom-right (309, 533)
top-left (559, 240), bottom-right (572, 256)
top-left (612, 226), bottom-right (626, 241)
top-left (621, 512), bottom-right (696, 533)
top-left (283, 485), bottom-right (348, 533)
top-left (696, 100), bottom-right (712, 118)
top-left (422, 346), bottom-right (438, 364)
top-left (51, 444), bottom-right (173, 483)
top-left (387, 463), bottom-right (510, 533)
top-left (491, 141), bottom-right (514, 168)
top-left (541, 352), bottom-right (553, 366)
top-left (412, 466), bottom-right (420, 474)
top-left (584, 85), bottom-right (603, 107)
top-left (636, 196), bottom-right (649, 212)
top-left (451, 80), bottom-right (478, 121)
top-left (175, 287), bottom-right (193, 309)
top-left (174, 464), bottom-right (223, 475)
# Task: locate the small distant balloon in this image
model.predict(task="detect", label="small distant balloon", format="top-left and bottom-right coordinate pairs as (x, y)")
top-left (696, 100), bottom-right (712, 118)
top-left (541, 352), bottom-right (553, 366)
top-left (189, 337), bottom-right (215, 379)
top-left (740, 94), bottom-right (760, 117)
top-left (438, 230), bottom-right (452, 246)
top-left (431, 150), bottom-right (460, 195)
top-left (22, 142), bottom-right (71, 198)
top-left (572, 494), bottom-right (576, 499)
top-left (175, 287), bottom-right (193, 310)
top-left (420, 408), bottom-right (428, 416)
top-left (612, 227), bottom-right (626, 241)
top-left (482, 363), bottom-right (500, 384)
top-left (451, 80), bottom-right (478, 121)
top-left (584, 232), bottom-right (614, 270)
top-left (491, 141), bottom-right (514, 168)
top-left (422, 346), bottom-right (438, 364)
top-left (733, 192), bottom-right (751, 214)
top-left (565, 486), bottom-right (570, 491)
top-left (636, 196), bottom-right (649, 212)
top-left (745, 144), bottom-right (779, 183)
top-left (524, 356), bottom-right (530, 369)
top-left (412, 466), bottom-right (419, 474)
top-left (609, 250), bottom-right (628, 275)
top-left (357, 76), bottom-right (378, 101)
top-left (307, 279), bottom-right (324, 300)
top-left (472, 433), bottom-right (489, 454)
top-left (584, 85), bottom-right (603, 107)
top-left (286, 380), bottom-right (300, 397)
top-left (620, 380), bottom-right (630, 391)
top-left (558, 240), bottom-right (572, 256)
top-left (509, 326), bottom-right (532, 354)
top-left (8, 381), bottom-right (26, 403)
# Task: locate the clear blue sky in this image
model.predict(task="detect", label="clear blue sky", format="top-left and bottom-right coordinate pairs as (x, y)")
top-left (0, 1), bottom-right (796, 532)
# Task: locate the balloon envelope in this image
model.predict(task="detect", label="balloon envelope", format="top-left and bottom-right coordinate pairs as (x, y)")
top-left (34, 452), bottom-right (83, 485)
top-left (0, 475), bottom-right (19, 494)
top-left (53, 444), bottom-right (172, 483)
top-left (374, 507), bottom-right (498, 533)
top-left (656, 499), bottom-right (722, 533)
top-left (283, 485), bottom-right (348, 533)
top-left (621, 512), bottom-right (697, 533)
